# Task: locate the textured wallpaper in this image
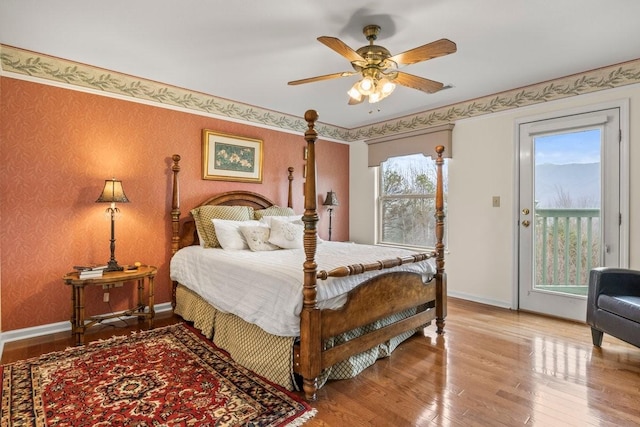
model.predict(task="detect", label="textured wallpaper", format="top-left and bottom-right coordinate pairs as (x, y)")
top-left (0, 77), bottom-right (349, 332)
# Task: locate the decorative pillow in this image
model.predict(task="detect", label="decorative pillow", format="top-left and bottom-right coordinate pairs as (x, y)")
top-left (254, 205), bottom-right (296, 220)
top-left (239, 225), bottom-right (280, 251)
top-left (268, 217), bottom-right (304, 249)
top-left (213, 219), bottom-right (263, 250)
top-left (190, 205), bottom-right (254, 248)
top-left (259, 214), bottom-right (303, 228)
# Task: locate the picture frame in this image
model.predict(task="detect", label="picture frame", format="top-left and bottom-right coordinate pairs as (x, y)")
top-left (202, 130), bottom-right (263, 182)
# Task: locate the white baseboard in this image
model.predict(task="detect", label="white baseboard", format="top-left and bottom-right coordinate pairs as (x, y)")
top-left (447, 290), bottom-right (514, 310)
top-left (0, 303), bottom-right (173, 359)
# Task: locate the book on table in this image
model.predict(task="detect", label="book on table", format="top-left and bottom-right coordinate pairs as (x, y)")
top-left (79, 270), bottom-right (104, 279)
top-left (74, 264), bottom-right (108, 279)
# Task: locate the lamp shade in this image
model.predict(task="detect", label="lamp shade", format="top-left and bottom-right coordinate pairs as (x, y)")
top-left (323, 191), bottom-right (339, 207)
top-left (96, 179), bottom-right (130, 203)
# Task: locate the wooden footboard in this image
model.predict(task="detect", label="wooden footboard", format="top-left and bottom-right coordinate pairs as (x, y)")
top-left (293, 271), bottom-right (436, 375)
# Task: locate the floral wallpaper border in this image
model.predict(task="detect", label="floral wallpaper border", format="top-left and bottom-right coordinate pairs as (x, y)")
top-left (2, 44), bottom-right (640, 142)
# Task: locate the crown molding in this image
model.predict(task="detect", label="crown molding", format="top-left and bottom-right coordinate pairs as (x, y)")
top-left (3, 45), bottom-right (640, 142)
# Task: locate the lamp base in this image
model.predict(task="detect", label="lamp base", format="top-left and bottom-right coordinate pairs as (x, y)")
top-left (104, 260), bottom-right (123, 272)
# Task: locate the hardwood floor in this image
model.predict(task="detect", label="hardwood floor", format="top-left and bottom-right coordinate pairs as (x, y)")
top-left (3, 298), bottom-right (639, 426)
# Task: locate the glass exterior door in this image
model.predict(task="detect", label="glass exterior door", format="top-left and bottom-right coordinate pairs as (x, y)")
top-left (518, 108), bottom-right (620, 321)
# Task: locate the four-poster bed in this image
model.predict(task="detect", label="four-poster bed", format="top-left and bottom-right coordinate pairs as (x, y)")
top-left (169, 110), bottom-right (447, 400)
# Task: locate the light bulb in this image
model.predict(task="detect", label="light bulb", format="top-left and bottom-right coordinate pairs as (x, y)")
top-left (347, 85), bottom-right (363, 101)
top-left (359, 76), bottom-right (374, 93)
top-left (369, 92), bottom-right (381, 103)
top-left (380, 79), bottom-right (396, 95)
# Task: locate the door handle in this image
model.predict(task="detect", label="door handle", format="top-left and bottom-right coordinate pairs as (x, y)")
top-left (522, 220), bottom-right (530, 227)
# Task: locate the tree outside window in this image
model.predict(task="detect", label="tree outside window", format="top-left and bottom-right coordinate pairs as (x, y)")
top-left (378, 154), bottom-right (447, 249)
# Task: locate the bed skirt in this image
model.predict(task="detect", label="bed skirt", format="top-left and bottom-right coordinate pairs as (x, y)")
top-left (174, 284), bottom-right (424, 390)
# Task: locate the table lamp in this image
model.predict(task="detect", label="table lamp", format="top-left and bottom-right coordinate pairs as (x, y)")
top-left (322, 190), bottom-right (339, 241)
top-left (96, 178), bottom-right (130, 271)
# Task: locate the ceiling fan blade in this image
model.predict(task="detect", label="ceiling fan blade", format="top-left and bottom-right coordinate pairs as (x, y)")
top-left (318, 36), bottom-right (365, 63)
top-left (288, 71), bottom-right (355, 86)
top-left (393, 72), bottom-right (445, 94)
top-left (388, 38), bottom-right (457, 66)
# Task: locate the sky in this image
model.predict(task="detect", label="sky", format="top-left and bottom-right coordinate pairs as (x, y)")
top-left (535, 129), bottom-right (601, 165)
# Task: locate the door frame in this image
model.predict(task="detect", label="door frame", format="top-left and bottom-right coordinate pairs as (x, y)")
top-left (512, 99), bottom-right (630, 311)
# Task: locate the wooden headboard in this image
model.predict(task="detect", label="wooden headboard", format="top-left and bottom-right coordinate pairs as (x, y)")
top-left (170, 156), bottom-right (294, 253)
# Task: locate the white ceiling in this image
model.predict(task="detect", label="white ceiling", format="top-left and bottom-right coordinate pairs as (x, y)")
top-left (2, 0), bottom-right (640, 130)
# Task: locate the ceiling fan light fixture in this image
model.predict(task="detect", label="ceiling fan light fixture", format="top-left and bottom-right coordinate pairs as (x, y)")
top-left (349, 73), bottom-right (396, 104)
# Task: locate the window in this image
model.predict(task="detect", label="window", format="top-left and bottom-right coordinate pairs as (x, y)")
top-left (378, 153), bottom-right (447, 249)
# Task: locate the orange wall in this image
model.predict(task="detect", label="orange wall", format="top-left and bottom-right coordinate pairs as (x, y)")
top-left (0, 76), bottom-right (349, 332)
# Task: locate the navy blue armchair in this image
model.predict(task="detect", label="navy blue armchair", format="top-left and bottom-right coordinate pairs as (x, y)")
top-left (587, 267), bottom-right (640, 348)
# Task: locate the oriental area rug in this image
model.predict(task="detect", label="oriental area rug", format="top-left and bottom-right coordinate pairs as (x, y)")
top-left (1, 324), bottom-right (315, 426)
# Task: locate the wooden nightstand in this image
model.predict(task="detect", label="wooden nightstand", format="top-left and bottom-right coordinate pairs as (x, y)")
top-left (62, 265), bottom-right (157, 346)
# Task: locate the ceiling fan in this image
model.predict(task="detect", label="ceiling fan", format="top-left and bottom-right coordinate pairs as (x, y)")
top-left (288, 25), bottom-right (457, 105)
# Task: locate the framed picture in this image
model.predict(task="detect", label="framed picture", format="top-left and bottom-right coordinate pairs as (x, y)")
top-left (202, 130), bottom-right (263, 182)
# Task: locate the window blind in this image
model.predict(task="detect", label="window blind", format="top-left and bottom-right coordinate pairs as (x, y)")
top-left (365, 123), bottom-right (454, 166)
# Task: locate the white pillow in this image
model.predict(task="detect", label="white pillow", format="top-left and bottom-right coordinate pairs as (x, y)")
top-left (212, 219), bottom-right (263, 250)
top-left (239, 225), bottom-right (280, 251)
top-left (268, 217), bottom-right (304, 249)
top-left (259, 215), bottom-right (303, 228)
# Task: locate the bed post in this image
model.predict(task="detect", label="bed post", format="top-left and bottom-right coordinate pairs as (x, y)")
top-left (170, 154), bottom-right (181, 308)
top-left (299, 110), bottom-right (321, 401)
top-left (434, 146), bottom-right (447, 334)
top-left (287, 166), bottom-right (294, 209)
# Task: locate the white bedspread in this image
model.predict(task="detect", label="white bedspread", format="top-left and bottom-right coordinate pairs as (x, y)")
top-left (170, 242), bottom-right (435, 336)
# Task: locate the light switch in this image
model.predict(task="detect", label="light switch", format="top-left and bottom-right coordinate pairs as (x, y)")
top-left (492, 196), bottom-right (500, 207)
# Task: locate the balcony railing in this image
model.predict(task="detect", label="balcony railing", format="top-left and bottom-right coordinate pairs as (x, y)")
top-left (535, 208), bottom-right (600, 293)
